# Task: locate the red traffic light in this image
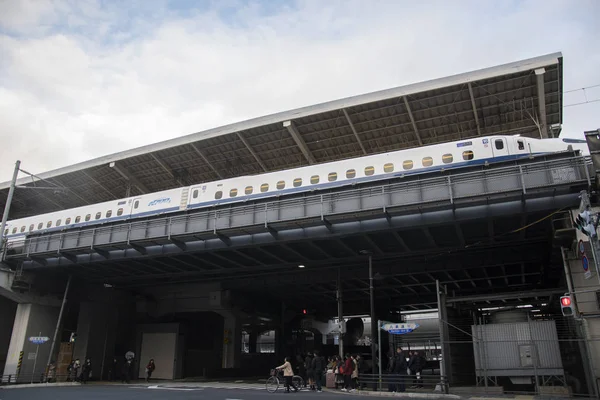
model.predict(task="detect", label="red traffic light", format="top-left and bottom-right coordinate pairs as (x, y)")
top-left (302, 309), bottom-right (307, 314)
top-left (561, 296), bottom-right (572, 307)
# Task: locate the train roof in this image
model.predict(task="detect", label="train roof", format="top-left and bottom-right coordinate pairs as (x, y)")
top-left (1, 52), bottom-right (564, 219)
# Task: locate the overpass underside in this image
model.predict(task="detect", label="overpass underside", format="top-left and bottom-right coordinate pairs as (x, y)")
top-left (0, 152), bottom-right (593, 388)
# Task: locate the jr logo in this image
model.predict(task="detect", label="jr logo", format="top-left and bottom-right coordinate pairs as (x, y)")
top-left (148, 198), bottom-right (172, 207)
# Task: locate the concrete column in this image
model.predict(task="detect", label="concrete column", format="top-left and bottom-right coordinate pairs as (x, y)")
top-left (221, 311), bottom-right (242, 368)
top-left (0, 296), bottom-right (16, 375)
top-left (2, 303), bottom-right (59, 382)
top-left (73, 301), bottom-right (119, 380)
top-left (249, 331), bottom-right (258, 354)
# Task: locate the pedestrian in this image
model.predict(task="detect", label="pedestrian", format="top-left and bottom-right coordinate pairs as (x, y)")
top-left (341, 354), bottom-right (354, 392)
top-left (80, 358), bottom-right (92, 384)
top-left (145, 359), bottom-right (156, 382)
top-left (392, 347), bottom-right (408, 392)
top-left (311, 350), bottom-right (324, 392)
top-left (276, 357), bottom-right (298, 393)
top-left (305, 352), bottom-right (314, 390)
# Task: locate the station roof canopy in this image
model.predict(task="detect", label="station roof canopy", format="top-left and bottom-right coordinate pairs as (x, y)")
top-left (0, 52), bottom-right (564, 219)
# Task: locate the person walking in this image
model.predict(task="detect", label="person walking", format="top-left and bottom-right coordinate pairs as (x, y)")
top-left (276, 357), bottom-right (298, 393)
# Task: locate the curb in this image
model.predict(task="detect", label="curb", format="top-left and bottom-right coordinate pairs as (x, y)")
top-left (0, 382), bottom-right (81, 390)
top-left (322, 389), bottom-right (462, 399)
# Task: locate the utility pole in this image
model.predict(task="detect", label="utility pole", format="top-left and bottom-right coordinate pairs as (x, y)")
top-left (0, 160), bottom-right (20, 253)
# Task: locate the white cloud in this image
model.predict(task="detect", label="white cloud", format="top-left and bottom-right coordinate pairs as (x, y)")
top-left (0, 0), bottom-right (599, 182)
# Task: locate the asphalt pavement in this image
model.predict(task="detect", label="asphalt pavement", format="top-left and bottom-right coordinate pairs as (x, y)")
top-left (0, 384), bottom-right (366, 400)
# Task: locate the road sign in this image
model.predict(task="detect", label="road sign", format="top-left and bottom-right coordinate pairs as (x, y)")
top-left (28, 336), bottom-right (49, 345)
top-left (582, 255), bottom-right (592, 280)
top-left (381, 323), bottom-right (419, 335)
top-left (579, 240), bottom-right (586, 255)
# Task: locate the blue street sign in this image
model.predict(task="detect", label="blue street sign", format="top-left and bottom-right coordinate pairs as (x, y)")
top-left (28, 336), bottom-right (49, 345)
top-left (582, 255), bottom-right (590, 271)
top-left (381, 323), bottom-right (419, 335)
top-left (579, 240), bottom-right (585, 255)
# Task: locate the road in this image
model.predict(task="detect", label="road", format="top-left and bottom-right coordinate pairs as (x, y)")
top-left (0, 384), bottom-right (376, 400)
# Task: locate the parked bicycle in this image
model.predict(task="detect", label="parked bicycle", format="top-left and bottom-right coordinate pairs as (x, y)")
top-left (266, 368), bottom-right (304, 393)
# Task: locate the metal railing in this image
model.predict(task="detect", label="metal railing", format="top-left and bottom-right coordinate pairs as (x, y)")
top-left (0, 373), bottom-right (74, 386)
top-left (2, 155), bottom-right (591, 260)
top-left (328, 372), bottom-right (446, 392)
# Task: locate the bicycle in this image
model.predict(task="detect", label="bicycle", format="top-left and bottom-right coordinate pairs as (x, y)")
top-left (266, 369), bottom-right (305, 393)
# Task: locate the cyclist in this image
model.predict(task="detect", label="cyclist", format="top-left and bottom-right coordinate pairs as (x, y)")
top-left (276, 357), bottom-right (299, 393)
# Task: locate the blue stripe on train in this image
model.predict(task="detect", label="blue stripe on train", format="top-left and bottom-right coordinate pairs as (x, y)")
top-left (3, 152), bottom-right (550, 241)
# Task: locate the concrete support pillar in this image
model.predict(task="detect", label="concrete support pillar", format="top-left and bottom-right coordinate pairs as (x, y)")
top-left (249, 331), bottom-right (258, 354)
top-left (220, 311), bottom-right (242, 369)
top-left (2, 303), bottom-right (59, 382)
top-left (73, 301), bottom-right (119, 380)
top-left (0, 296), bottom-right (16, 375)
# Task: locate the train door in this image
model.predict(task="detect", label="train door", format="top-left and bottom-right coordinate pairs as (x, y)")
top-left (130, 198), bottom-right (142, 216)
top-left (491, 137), bottom-right (509, 158)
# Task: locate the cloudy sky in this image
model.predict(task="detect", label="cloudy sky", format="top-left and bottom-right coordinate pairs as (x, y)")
top-left (0, 0), bottom-right (599, 183)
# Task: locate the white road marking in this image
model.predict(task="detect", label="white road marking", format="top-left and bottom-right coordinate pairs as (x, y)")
top-left (146, 385), bottom-right (201, 391)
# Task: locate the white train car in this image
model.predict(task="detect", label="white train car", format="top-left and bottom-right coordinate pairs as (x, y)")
top-left (2, 135), bottom-right (589, 248)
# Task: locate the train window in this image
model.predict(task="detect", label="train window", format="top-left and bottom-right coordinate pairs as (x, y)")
top-left (442, 153), bottom-right (453, 164)
top-left (117, 208), bottom-right (123, 216)
top-left (346, 169), bottom-right (356, 179)
top-left (4, 228), bottom-right (7, 236)
top-left (95, 212), bottom-right (101, 220)
top-left (245, 186), bottom-right (253, 195)
top-left (495, 139), bottom-right (504, 150)
top-left (293, 178), bottom-right (302, 188)
top-left (422, 157), bottom-right (434, 167)
top-left (403, 160), bottom-right (414, 170)
top-left (328, 172), bottom-right (338, 182)
top-left (134, 200), bottom-right (139, 209)
top-left (20, 226), bottom-right (26, 233)
top-left (260, 183), bottom-right (269, 193)
top-left (277, 181), bottom-right (285, 190)
top-left (85, 214), bottom-right (91, 222)
top-left (106, 210), bottom-right (112, 218)
top-left (365, 166), bottom-right (375, 176)
top-left (230, 188), bottom-right (238, 197)
top-left (56, 219), bottom-right (62, 226)
top-left (38, 222), bottom-right (43, 230)
top-left (192, 189), bottom-right (199, 199)
top-left (47, 221), bottom-right (52, 228)
top-left (12, 227), bottom-right (17, 234)
top-left (215, 191), bottom-right (223, 200)
top-left (518, 140), bottom-right (525, 150)
top-left (29, 224), bottom-right (34, 232)
top-left (462, 150), bottom-right (474, 161)
top-left (75, 216), bottom-right (81, 224)
top-left (65, 218), bottom-right (71, 225)
top-left (310, 175), bottom-right (320, 184)
top-left (384, 163), bottom-right (394, 173)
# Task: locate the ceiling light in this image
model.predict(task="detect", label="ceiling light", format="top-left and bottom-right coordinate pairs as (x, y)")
top-left (298, 264), bottom-right (305, 268)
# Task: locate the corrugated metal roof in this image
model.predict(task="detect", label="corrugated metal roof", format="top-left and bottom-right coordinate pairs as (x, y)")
top-left (0, 52), bottom-right (563, 219)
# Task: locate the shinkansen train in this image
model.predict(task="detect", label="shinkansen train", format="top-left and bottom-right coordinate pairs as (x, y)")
top-left (1, 135), bottom-right (589, 247)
